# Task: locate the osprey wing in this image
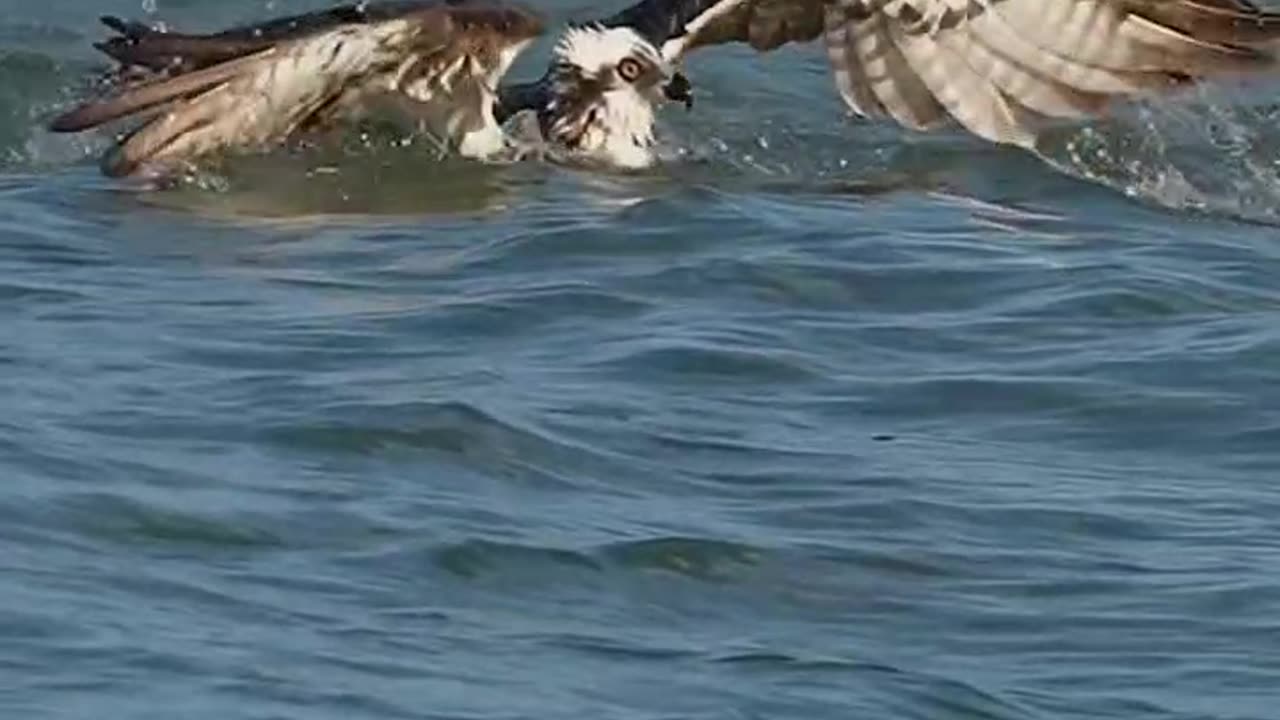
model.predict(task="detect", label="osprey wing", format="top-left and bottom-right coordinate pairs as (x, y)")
top-left (48, 1), bottom-right (544, 176)
top-left (607, 0), bottom-right (1280, 148)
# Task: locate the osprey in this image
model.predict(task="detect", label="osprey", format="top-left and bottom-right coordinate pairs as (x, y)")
top-left (47, 0), bottom-right (1280, 177)
top-left (45, 0), bottom-right (693, 177)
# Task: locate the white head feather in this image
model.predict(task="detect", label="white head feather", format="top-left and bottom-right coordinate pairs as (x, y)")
top-left (543, 25), bottom-right (671, 169)
top-left (553, 26), bottom-right (655, 73)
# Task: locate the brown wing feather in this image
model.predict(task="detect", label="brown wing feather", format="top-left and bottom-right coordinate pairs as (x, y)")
top-left (92, 16), bottom-right (278, 74)
top-left (47, 1), bottom-right (544, 176)
top-left (679, 0), bottom-right (824, 52)
top-left (665, 0), bottom-right (1280, 148)
top-left (93, 1), bottom-right (540, 73)
top-left (48, 48), bottom-right (277, 132)
top-left (1123, 0), bottom-right (1280, 44)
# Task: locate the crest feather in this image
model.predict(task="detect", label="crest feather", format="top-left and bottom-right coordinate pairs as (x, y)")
top-left (553, 25), bottom-right (655, 71)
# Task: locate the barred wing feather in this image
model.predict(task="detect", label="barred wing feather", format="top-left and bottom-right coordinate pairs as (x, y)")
top-left (48, 1), bottom-right (544, 176)
top-left (648, 0), bottom-right (1280, 147)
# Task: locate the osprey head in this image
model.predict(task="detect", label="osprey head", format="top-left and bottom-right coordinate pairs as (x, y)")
top-left (538, 24), bottom-right (692, 169)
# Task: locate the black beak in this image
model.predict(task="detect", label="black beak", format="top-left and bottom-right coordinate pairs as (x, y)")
top-left (663, 72), bottom-right (693, 110)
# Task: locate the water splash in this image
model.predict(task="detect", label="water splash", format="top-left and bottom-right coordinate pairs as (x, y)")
top-left (1032, 82), bottom-right (1280, 224)
top-left (0, 50), bottom-right (109, 172)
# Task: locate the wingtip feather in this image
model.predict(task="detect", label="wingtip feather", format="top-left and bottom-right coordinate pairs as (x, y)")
top-left (47, 102), bottom-right (107, 133)
top-left (99, 15), bottom-right (128, 34)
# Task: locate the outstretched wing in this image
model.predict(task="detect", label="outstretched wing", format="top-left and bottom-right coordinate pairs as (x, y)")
top-left (48, 1), bottom-right (543, 176)
top-left (605, 0), bottom-right (1280, 148)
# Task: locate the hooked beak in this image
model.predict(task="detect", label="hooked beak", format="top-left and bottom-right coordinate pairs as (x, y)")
top-left (663, 71), bottom-right (693, 110)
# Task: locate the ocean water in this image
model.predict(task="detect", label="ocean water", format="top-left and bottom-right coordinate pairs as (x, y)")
top-left (3, 2), bottom-right (1280, 719)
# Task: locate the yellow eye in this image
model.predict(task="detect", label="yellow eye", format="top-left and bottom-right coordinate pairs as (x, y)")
top-left (617, 58), bottom-right (643, 82)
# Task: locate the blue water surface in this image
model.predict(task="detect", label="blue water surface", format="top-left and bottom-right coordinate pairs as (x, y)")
top-left (2, 2), bottom-right (1279, 719)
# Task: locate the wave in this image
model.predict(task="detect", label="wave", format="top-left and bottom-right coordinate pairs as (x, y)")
top-left (56, 491), bottom-right (285, 550)
top-left (417, 536), bottom-right (767, 590)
